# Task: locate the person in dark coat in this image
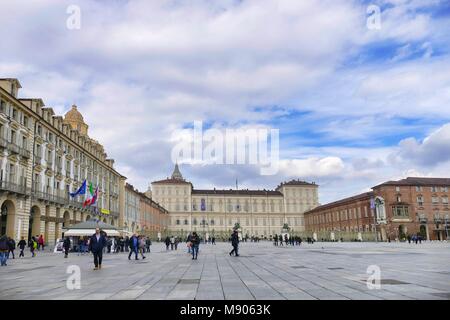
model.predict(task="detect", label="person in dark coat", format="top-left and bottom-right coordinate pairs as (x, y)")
top-left (89, 228), bottom-right (107, 270)
top-left (128, 234), bottom-right (139, 260)
top-left (18, 237), bottom-right (27, 257)
top-left (7, 237), bottom-right (16, 259)
top-left (165, 236), bottom-right (171, 250)
top-left (0, 235), bottom-right (9, 266)
top-left (63, 237), bottom-right (71, 258)
top-left (190, 232), bottom-right (200, 260)
top-left (229, 230), bottom-right (240, 257)
top-left (124, 236), bottom-right (130, 252)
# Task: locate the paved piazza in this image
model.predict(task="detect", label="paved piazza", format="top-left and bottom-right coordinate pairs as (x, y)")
top-left (1, 242), bottom-right (449, 300)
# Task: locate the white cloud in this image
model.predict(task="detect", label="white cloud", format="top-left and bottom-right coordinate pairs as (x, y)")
top-left (279, 157), bottom-right (345, 177)
top-left (397, 123), bottom-right (450, 166)
top-left (0, 0), bottom-right (449, 204)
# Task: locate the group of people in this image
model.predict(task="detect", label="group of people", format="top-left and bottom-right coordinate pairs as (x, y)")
top-left (1, 228), bottom-right (245, 269)
top-left (406, 234), bottom-right (424, 244)
top-left (128, 234), bottom-right (150, 260)
top-left (164, 236), bottom-right (181, 251)
top-left (273, 234), bottom-right (305, 246)
top-left (0, 234), bottom-right (47, 266)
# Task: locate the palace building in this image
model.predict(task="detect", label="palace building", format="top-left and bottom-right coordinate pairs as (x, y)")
top-left (150, 164), bottom-right (319, 238)
top-left (0, 78), bottom-right (126, 244)
top-left (304, 177), bottom-right (450, 241)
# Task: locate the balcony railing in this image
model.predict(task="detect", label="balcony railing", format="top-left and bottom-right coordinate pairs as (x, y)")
top-left (69, 198), bottom-right (84, 209)
top-left (7, 142), bottom-right (20, 154)
top-left (19, 146), bottom-right (30, 159)
top-left (0, 180), bottom-right (28, 195)
top-left (418, 214), bottom-right (427, 223)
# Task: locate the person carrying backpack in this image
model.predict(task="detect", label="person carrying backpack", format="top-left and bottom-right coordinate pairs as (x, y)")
top-left (29, 237), bottom-right (37, 257)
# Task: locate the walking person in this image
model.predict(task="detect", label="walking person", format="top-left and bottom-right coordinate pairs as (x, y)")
top-left (7, 237), bottom-right (15, 259)
top-left (128, 233), bottom-right (139, 260)
top-left (165, 236), bottom-right (171, 251)
top-left (279, 234), bottom-right (283, 246)
top-left (29, 237), bottom-right (37, 257)
top-left (191, 232), bottom-right (200, 260)
top-left (38, 234), bottom-right (45, 251)
top-left (174, 237), bottom-right (179, 250)
top-left (107, 237), bottom-right (112, 253)
top-left (170, 236), bottom-right (175, 250)
top-left (0, 235), bottom-right (9, 266)
top-left (89, 228), bottom-right (107, 270)
top-left (145, 237), bottom-right (151, 253)
top-left (138, 236), bottom-right (146, 259)
top-left (273, 234), bottom-right (278, 246)
top-left (18, 237), bottom-right (26, 257)
top-left (124, 236), bottom-right (130, 252)
top-left (186, 233), bottom-right (192, 254)
top-left (63, 237), bottom-right (71, 258)
top-left (229, 230), bottom-right (240, 257)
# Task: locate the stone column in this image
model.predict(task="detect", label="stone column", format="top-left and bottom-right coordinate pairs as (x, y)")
top-left (48, 205), bottom-right (60, 243)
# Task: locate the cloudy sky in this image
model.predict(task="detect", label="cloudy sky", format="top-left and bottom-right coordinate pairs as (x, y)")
top-left (1, 0), bottom-right (449, 204)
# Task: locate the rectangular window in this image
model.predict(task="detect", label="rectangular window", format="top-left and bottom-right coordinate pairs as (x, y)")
top-left (417, 196), bottom-right (424, 206)
top-left (392, 205), bottom-right (409, 217)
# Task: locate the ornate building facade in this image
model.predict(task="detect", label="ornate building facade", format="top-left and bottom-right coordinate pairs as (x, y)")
top-left (150, 164), bottom-right (319, 238)
top-left (0, 78), bottom-right (125, 245)
top-left (304, 177), bottom-right (450, 241)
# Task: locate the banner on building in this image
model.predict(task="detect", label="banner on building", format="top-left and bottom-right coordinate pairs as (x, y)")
top-left (201, 198), bottom-right (206, 211)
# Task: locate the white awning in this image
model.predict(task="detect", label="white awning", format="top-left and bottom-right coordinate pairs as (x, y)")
top-left (63, 229), bottom-right (121, 236)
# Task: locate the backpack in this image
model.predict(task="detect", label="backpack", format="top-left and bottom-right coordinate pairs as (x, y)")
top-left (33, 241), bottom-right (38, 249)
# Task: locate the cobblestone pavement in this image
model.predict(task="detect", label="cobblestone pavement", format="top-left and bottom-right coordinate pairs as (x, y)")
top-left (0, 241), bottom-right (449, 300)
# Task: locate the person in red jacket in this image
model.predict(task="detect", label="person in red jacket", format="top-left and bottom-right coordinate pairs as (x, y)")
top-left (38, 235), bottom-right (45, 251)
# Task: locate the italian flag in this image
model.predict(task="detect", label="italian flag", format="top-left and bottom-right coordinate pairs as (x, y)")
top-left (83, 186), bottom-right (99, 207)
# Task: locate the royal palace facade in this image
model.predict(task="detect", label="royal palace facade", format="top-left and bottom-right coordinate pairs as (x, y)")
top-left (0, 78), bottom-right (126, 245)
top-left (150, 164), bottom-right (319, 238)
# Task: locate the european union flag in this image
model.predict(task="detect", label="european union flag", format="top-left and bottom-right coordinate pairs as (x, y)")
top-left (70, 179), bottom-right (87, 197)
